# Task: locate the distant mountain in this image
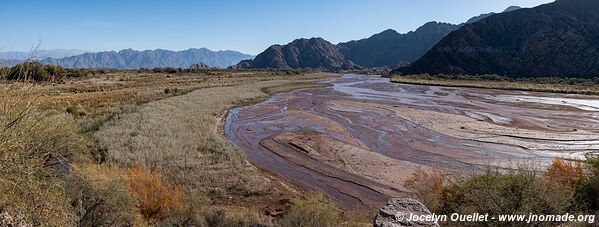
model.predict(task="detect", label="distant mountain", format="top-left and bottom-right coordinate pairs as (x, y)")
top-left (0, 59), bottom-right (20, 68)
top-left (238, 37), bottom-right (358, 70)
top-left (337, 22), bottom-right (460, 68)
top-left (0, 49), bottom-right (92, 61)
top-left (41, 48), bottom-right (253, 69)
top-left (397, 0), bottom-right (599, 78)
top-left (466, 6), bottom-right (521, 24)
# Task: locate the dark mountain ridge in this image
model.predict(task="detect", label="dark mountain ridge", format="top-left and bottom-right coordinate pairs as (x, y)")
top-left (466, 6), bottom-right (521, 23)
top-left (240, 6), bottom-right (522, 70)
top-left (397, 0), bottom-right (599, 78)
top-left (238, 37), bottom-right (359, 70)
top-left (337, 22), bottom-right (460, 68)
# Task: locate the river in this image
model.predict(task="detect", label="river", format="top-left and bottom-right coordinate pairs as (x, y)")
top-left (225, 74), bottom-right (599, 210)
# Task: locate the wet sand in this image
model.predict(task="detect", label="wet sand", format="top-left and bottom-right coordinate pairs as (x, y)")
top-left (225, 75), bottom-right (599, 210)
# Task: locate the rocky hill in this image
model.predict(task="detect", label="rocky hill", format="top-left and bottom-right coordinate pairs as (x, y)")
top-left (397, 0), bottom-right (599, 78)
top-left (338, 22), bottom-right (460, 68)
top-left (238, 38), bottom-right (359, 70)
top-left (41, 48), bottom-right (253, 69)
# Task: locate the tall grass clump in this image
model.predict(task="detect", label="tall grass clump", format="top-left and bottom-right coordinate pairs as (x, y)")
top-left (279, 193), bottom-right (342, 227)
top-left (0, 83), bottom-right (88, 225)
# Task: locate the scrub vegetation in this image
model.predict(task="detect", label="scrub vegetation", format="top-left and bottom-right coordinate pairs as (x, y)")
top-left (391, 74), bottom-right (599, 95)
top-left (405, 158), bottom-right (599, 226)
top-left (0, 65), bottom-right (370, 226)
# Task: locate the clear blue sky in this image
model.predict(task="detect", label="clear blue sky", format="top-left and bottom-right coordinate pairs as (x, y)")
top-left (0, 0), bottom-right (553, 55)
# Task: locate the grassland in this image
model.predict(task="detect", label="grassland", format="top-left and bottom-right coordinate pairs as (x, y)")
top-left (0, 70), bottom-right (370, 226)
top-left (391, 74), bottom-right (599, 95)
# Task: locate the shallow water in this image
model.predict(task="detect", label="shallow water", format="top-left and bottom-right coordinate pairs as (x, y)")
top-left (225, 74), bottom-right (599, 210)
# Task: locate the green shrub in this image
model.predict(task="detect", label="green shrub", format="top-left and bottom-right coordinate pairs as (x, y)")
top-left (575, 156), bottom-right (599, 211)
top-left (441, 170), bottom-right (574, 217)
top-left (279, 194), bottom-right (342, 227)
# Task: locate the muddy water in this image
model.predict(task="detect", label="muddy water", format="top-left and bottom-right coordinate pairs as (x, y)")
top-left (225, 74), bottom-right (599, 210)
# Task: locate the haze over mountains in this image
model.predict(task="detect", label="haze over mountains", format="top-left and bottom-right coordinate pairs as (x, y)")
top-left (398, 0), bottom-right (599, 78)
top-left (237, 6), bottom-right (523, 70)
top-left (39, 48), bottom-right (254, 69)
top-left (0, 59), bottom-right (20, 68)
top-left (0, 49), bottom-right (91, 60)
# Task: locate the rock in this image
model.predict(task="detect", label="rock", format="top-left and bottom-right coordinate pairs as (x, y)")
top-left (374, 198), bottom-right (439, 227)
top-left (189, 62), bottom-right (209, 70)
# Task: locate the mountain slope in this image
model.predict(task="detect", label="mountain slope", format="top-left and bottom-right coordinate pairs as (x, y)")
top-left (337, 22), bottom-right (460, 68)
top-left (0, 49), bottom-right (92, 60)
top-left (0, 59), bottom-right (20, 68)
top-left (398, 0), bottom-right (599, 78)
top-left (238, 38), bottom-right (358, 70)
top-left (335, 6), bottom-right (520, 68)
top-left (466, 6), bottom-right (521, 23)
top-left (41, 48), bottom-right (253, 69)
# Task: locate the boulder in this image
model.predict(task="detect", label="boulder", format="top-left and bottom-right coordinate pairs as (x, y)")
top-left (189, 62), bottom-right (210, 70)
top-left (374, 198), bottom-right (439, 227)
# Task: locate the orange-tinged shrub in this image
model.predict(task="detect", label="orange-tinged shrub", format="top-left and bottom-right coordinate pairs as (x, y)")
top-left (127, 166), bottom-right (183, 222)
top-left (404, 168), bottom-right (445, 212)
top-left (543, 158), bottom-right (585, 191)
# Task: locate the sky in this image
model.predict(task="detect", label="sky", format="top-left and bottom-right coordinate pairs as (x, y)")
top-left (0, 0), bottom-right (554, 55)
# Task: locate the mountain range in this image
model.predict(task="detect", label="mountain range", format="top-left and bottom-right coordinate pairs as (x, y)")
top-left (0, 59), bottom-right (20, 68)
top-left (237, 6), bottom-right (522, 70)
top-left (0, 49), bottom-right (92, 61)
top-left (337, 22), bottom-right (459, 68)
top-left (397, 0), bottom-right (599, 78)
top-left (39, 48), bottom-right (253, 69)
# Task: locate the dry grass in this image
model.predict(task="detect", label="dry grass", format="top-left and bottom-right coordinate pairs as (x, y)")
top-left (279, 193), bottom-right (342, 227)
top-left (91, 77), bottom-right (334, 220)
top-left (73, 71), bottom-right (336, 224)
top-left (0, 70), bottom-right (353, 225)
top-left (127, 166), bottom-right (184, 222)
top-left (0, 85), bottom-right (88, 226)
top-left (391, 74), bottom-right (599, 95)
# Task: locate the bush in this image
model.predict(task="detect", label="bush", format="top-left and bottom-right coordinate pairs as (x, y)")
top-left (73, 164), bottom-right (137, 226)
top-left (199, 136), bottom-right (245, 164)
top-left (543, 158), bottom-right (585, 192)
top-left (575, 156), bottom-right (599, 211)
top-left (404, 159), bottom-right (594, 226)
top-left (440, 170), bottom-right (574, 220)
top-left (404, 168), bottom-right (445, 212)
top-left (127, 166), bottom-right (184, 222)
top-left (6, 61), bottom-right (65, 81)
top-left (0, 85), bottom-right (88, 225)
top-left (279, 194), bottom-right (342, 227)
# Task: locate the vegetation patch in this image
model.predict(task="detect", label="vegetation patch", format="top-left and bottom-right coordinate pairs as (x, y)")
top-left (405, 158), bottom-right (599, 226)
top-left (391, 74), bottom-right (599, 95)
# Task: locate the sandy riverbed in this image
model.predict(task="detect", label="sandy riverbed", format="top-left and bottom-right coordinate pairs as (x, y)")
top-left (225, 74), bottom-right (599, 210)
